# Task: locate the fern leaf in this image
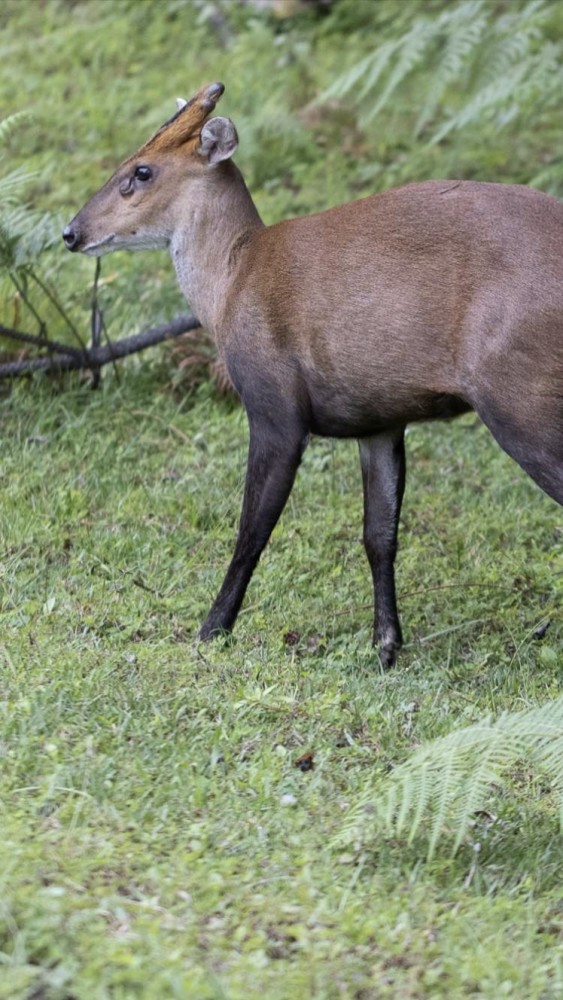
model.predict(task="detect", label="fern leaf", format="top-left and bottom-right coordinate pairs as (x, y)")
top-left (416, 1), bottom-right (488, 136)
top-left (406, 759), bottom-right (435, 844)
top-left (0, 111), bottom-right (30, 146)
top-left (339, 698), bottom-right (563, 858)
top-left (318, 0), bottom-right (562, 154)
top-left (365, 18), bottom-right (437, 124)
top-left (321, 50), bottom-right (383, 102)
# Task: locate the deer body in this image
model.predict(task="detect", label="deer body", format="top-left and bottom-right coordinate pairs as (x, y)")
top-left (64, 83), bottom-right (563, 665)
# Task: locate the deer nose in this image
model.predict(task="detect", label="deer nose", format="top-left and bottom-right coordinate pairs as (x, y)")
top-left (62, 224), bottom-right (79, 251)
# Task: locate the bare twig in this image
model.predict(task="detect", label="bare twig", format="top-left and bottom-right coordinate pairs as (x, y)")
top-left (90, 258), bottom-right (103, 388)
top-left (91, 258), bottom-right (102, 350)
top-left (0, 322), bottom-right (85, 359)
top-left (0, 313), bottom-right (202, 378)
top-left (9, 271), bottom-right (47, 337)
top-left (132, 576), bottom-right (163, 597)
top-left (29, 269), bottom-right (87, 350)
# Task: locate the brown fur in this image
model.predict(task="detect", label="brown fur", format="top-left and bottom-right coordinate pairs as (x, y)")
top-left (64, 83), bottom-right (563, 664)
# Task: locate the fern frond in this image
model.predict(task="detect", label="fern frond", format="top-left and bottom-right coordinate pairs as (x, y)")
top-left (0, 115), bottom-right (36, 207)
top-left (355, 39), bottom-right (402, 106)
top-left (0, 166), bottom-right (38, 203)
top-left (366, 18), bottom-right (437, 124)
top-left (0, 111), bottom-right (30, 146)
top-left (0, 113), bottom-right (80, 345)
top-left (479, 0), bottom-right (549, 84)
top-left (415, 1), bottom-right (488, 136)
top-left (339, 698), bottom-right (563, 858)
top-left (431, 43), bottom-right (560, 144)
top-left (319, 0), bottom-right (562, 152)
top-left (321, 49), bottom-right (390, 103)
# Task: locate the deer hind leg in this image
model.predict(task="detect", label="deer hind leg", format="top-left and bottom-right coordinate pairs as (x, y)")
top-left (475, 393), bottom-right (563, 506)
top-left (358, 427), bottom-right (406, 668)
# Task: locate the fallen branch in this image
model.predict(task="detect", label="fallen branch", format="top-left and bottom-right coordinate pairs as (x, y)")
top-left (0, 313), bottom-right (202, 379)
top-left (0, 322), bottom-right (85, 359)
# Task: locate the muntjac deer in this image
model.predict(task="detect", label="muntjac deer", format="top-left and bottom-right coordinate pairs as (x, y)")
top-left (64, 82), bottom-right (563, 666)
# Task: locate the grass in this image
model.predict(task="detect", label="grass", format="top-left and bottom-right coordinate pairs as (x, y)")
top-left (0, 371), bottom-right (561, 999)
top-left (0, 0), bottom-right (562, 996)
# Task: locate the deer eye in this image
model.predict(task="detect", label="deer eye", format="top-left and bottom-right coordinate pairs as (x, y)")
top-left (134, 165), bottom-right (153, 182)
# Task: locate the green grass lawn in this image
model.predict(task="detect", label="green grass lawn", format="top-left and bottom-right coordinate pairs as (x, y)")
top-left (0, 371), bottom-right (561, 999)
top-left (1, 1), bottom-right (562, 995)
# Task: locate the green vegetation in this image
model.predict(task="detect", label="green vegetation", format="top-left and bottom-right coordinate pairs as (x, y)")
top-left (342, 696), bottom-right (563, 859)
top-left (0, 1), bottom-right (562, 997)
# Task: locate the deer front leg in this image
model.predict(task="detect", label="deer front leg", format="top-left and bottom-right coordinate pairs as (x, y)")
top-left (199, 416), bottom-right (308, 640)
top-left (358, 428), bottom-right (406, 668)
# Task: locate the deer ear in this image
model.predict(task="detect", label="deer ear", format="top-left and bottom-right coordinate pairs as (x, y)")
top-left (199, 116), bottom-right (238, 165)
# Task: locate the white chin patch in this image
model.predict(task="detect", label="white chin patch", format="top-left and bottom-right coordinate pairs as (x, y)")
top-left (84, 232), bottom-right (167, 255)
top-left (83, 234), bottom-right (116, 256)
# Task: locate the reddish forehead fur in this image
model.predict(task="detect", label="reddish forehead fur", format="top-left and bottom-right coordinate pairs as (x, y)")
top-left (135, 81), bottom-right (225, 157)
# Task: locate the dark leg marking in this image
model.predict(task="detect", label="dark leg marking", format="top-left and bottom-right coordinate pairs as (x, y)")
top-left (199, 417), bottom-right (308, 640)
top-left (358, 427), bottom-right (406, 667)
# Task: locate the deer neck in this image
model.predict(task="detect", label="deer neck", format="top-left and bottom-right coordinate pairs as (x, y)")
top-left (170, 162), bottom-right (263, 335)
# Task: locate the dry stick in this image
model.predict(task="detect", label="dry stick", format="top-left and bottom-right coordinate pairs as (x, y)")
top-left (100, 311), bottom-right (121, 384)
top-left (0, 313), bottom-right (202, 378)
top-left (89, 259), bottom-right (121, 384)
top-left (91, 258), bottom-right (102, 350)
top-left (9, 271), bottom-right (47, 338)
top-left (90, 258), bottom-right (103, 388)
top-left (30, 269), bottom-right (87, 351)
top-left (0, 322), bottom-right (86, 359)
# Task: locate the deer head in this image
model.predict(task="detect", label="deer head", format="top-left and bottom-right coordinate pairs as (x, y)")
top-left (63, 81), bottom-right (238, 256)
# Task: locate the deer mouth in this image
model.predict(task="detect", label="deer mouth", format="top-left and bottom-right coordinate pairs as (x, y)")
top-left (82, 234), bottom-right (116, 256)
